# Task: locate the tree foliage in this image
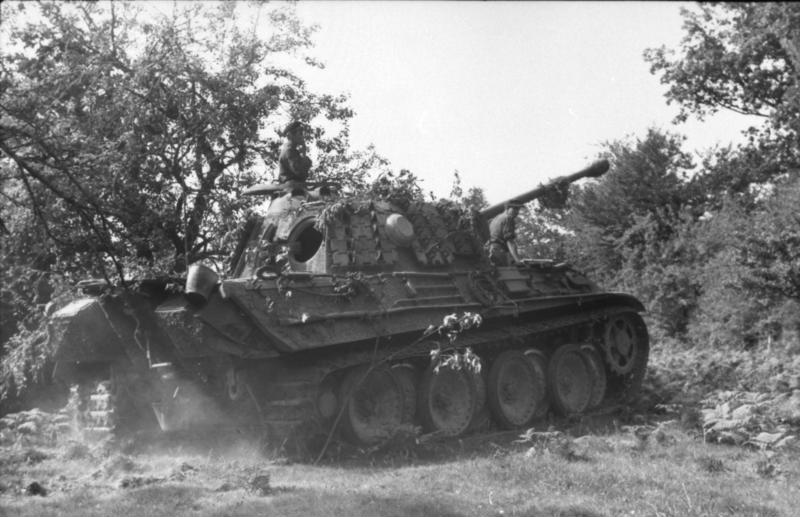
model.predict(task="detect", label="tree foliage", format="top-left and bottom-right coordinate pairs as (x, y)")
top-left (564, 129), bottom-right (696, 278)
top-left (543, 120), bottom-right (798, 348)
top-left (0, 1), bottom-right (389, 403)
top-left (633, 3), bottom-right (800, 347)
top-left (0, 1), bottom-right (371, 283)
top-left (645, 3), bottom-right (800, 165)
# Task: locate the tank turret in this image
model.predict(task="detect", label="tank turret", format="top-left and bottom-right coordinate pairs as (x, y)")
top-left (48, 160), bottom-right (648, 454)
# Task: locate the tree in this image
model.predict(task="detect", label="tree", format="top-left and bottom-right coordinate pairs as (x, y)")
top-left (687, 173), bottom-right (800, 349)
top-left (565, 129), bottom-right (696, 277)
top-left (557, 129), bottom-right (704, 340)
top-left (644, 3), bottom-right (800, 348)
top-left (645, 3), bottom-right (800, 167)
top-left (0, 1), bottom-right (368, 283)
top-left (0, 0), bottom-right (391, 406)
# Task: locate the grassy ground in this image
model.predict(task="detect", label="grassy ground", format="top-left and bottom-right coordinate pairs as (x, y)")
top-left (1, 416), bottom-right (798, 517)
top-left (3, 342), bottom-right (799, 517)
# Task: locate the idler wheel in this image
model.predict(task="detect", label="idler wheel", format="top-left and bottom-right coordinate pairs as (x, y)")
top-left (580, 345), bottom-right (607, 409)
top-left (468, 365), bottom-right (490, 431)
top-left (548, 344), bottom-right (593, 416)
top-left (602, 312), bottom-right (649, 398)
top-left (418, 364), bottom-right (477, 436)
top-left (339, 365), bottom-right (405, 446)
top-left (488, 350), bottom-right (547, 429)
top-left (603, 313), bottom-right (644, 375)
top-left (391, 363), bottom-right (418, 424)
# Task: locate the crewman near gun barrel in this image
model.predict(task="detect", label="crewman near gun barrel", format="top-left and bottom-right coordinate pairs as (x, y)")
top-left (486, 201), bottom-right (524, 266)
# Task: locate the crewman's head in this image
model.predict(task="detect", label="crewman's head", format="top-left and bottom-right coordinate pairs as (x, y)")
top-left (505, 201), bottom-right (524, 217)
top-left (283, 121), bottom-right (306, 142)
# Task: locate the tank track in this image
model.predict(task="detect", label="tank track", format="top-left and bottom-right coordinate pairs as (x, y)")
top-left (65, 366), bottom-right (157, 441)
top-left (86, 381), bottom-right (115, 437)
top-left (61, 380), bottom-right (117, 441)
top-left (253, 305), bottom-right (645, 450)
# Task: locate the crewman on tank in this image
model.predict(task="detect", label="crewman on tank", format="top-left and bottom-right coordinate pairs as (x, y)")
top-left (277, 121), bottom-right (312, 184)
top-left (486, 201), bottom-right (524, 266)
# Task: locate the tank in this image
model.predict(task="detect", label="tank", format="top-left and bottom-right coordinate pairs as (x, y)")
top-left (48, 159), bottom-right (649, 448)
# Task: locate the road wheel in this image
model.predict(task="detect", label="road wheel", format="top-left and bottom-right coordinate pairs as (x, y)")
top-left (580, 345), bottom-right (607, 409)
top-left (468, 367), bottom-right (491, 431)
top-left (339, 365), bottom-right (404, 446)
top-left (548, 344), bottom-right (593, 416)
top-left (391, 363), bottom-right (418, 424)
top-left (488, 350), bottom-right (547, 429)
top-left (524, 349), bottom-right (551, 420)
top-left (418, 364), bottom-right (477, 436)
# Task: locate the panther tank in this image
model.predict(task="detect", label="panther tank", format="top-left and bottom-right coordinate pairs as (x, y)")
top-left (49, 159), bottom-right (649, 448)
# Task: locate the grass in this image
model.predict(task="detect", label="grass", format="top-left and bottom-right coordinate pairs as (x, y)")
top-left (1, 421), bottom-right (798, 517)
top-left (2, 341), bottom-right (798, 517)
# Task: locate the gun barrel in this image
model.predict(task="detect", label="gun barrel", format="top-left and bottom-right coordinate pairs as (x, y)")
top-left (479, 159), bottom-right (609, 220)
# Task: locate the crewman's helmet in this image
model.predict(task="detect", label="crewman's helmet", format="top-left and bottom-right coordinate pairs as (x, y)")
top-left (283, 121), bottom-right (305, 136)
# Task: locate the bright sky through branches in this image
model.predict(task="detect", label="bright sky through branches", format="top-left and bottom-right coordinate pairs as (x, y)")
top-left (296, 1), bottom-right (762, 203)
top-left (2, 1), bottom-right (761, 203)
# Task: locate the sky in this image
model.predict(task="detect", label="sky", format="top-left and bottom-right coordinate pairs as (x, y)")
top-left (294, 1), bottom-right (762, 204)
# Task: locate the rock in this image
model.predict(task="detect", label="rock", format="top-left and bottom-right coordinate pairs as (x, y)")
top-left (62, 442), bottom-right (91, 460)
top-left (17, 422), bottom-right (38, 435)
top-left (119, 476), bottom-right (162, 489)
top-left (178, 462), bottom-right (197, 472)
top-left (573, 435), bottom-right (614, 453)
top-left (25, 482), bottom-right (47, 496)
top-left (248, 473), bottom-right (272, 496)
top-left (747, 431), bottom-right (787, 449)
top-left (103, 455), bottom-right (136, 475)
top-left (216, 482), bottom-right (236, 492)
top-left (701, 408), bottom-right (718, 424)
top-left (652, 427), bottom-right (678, 446)
top-left (23, 448), bottom-right (48, 463)
top-left (169, 463), bottom-right (198, 481)
top-left (709, 419), bottom-right (741, 432)
top-left (772, 390), bottom-right (800, 423)
top-left (715, 430), bottom-right (748, 446)
top-left (790, 375), bottom-right (800, 390)
top-left (515, 429), bottom-right (563, 443)
top-left (774, 435), bottom-right (798, 450)
top-left (731, 404), bottom-right (756, 420)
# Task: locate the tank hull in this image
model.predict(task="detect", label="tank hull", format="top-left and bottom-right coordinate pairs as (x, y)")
top-left (49, 265), bottom-right (648, 449)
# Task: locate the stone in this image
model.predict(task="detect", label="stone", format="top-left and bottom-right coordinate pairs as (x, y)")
top-left (731, 404), bottom-right (756, 421)
top-left (774, 435), bottom-right (798, 450)
top-left (17, 422), bottom-right (38, 435)
top-left (248, 473), bottom-right (272, 496)
top-left (710, 419), bottom-right (741, 432)
top-left (701, 408), bottom-right (718, 425)
top-left (773, 390), bottom-right (800, 422)
top-left (716, 430), bottom-right (748, 446)
top-left (119, 476), bottom-right (161, 489)
top-left (749, 431), bottom-right (786, 447)
top-left (216, 482), bottom-right (236, 492)
top-left (25, 482), bottom-right (47, 496)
